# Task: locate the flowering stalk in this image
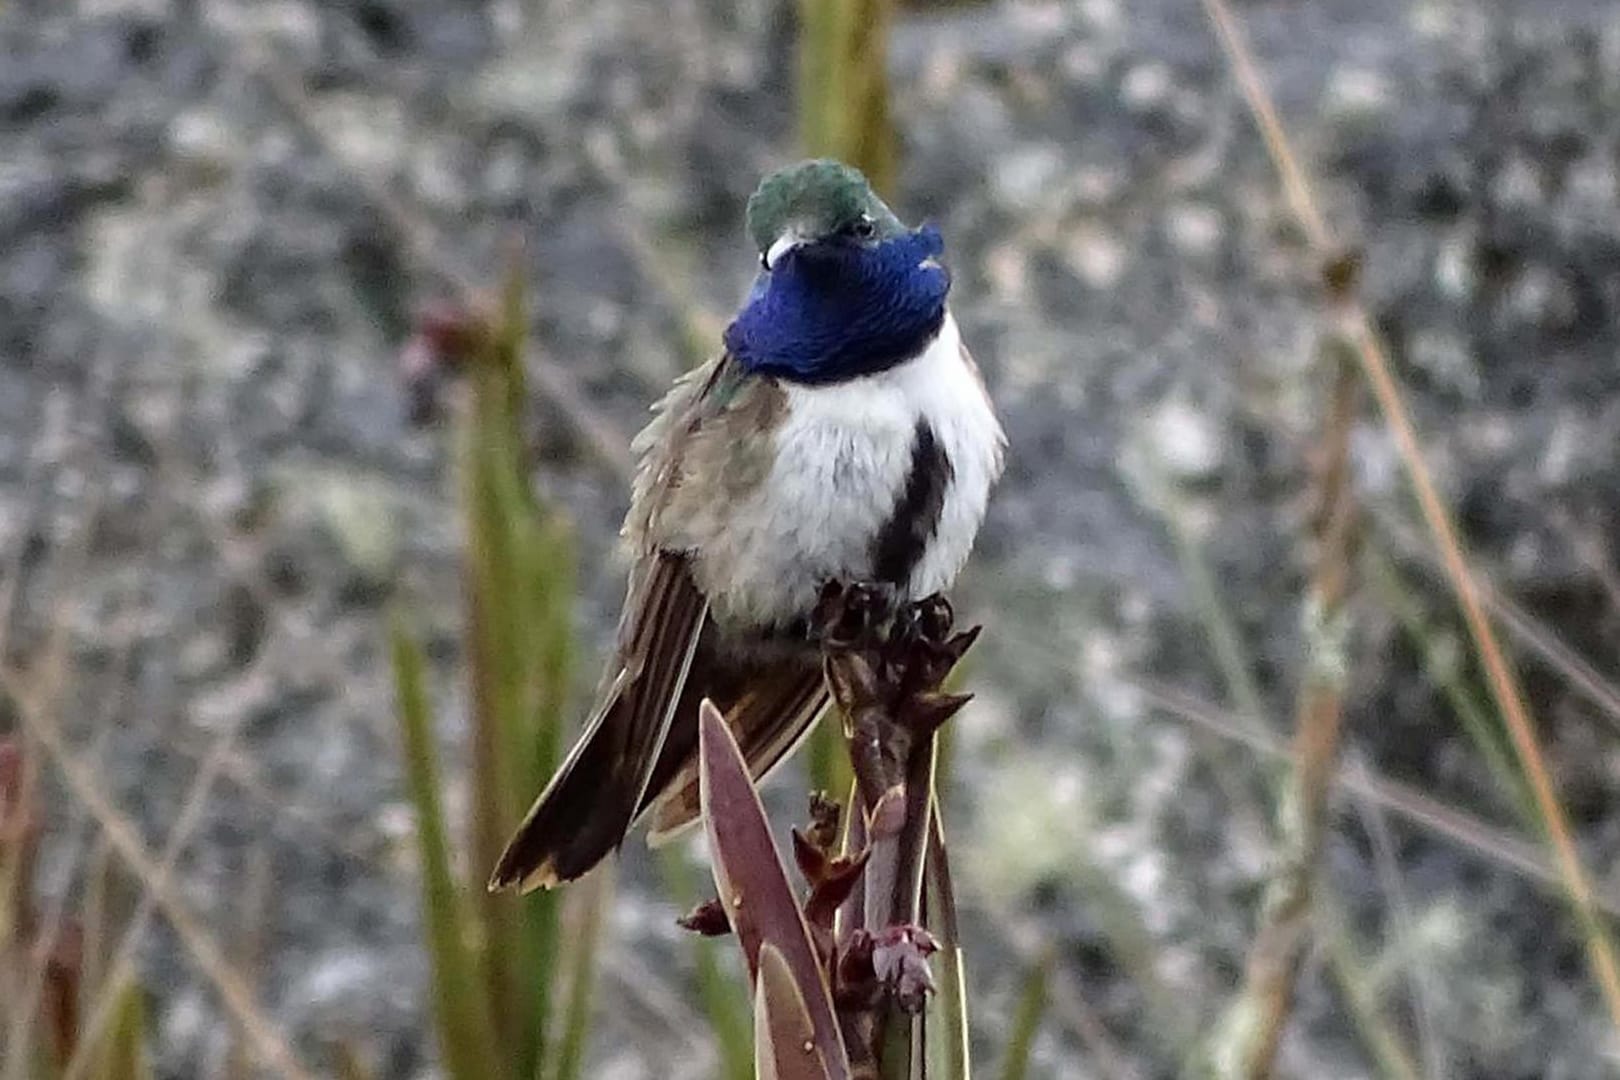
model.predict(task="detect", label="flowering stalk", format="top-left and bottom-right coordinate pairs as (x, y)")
top-left (682, 583), bottom-right (980, 1078)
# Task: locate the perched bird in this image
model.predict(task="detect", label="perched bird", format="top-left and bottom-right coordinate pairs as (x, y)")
top-left (489, 159), bottom-right (1005, 892)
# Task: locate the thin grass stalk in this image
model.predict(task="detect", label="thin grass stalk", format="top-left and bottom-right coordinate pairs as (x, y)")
top-left (1197, 0), bottom-right (1620, 1028)
top-left (547, 867), bottom-right (609, 1080)
top-left (10, 661), bottom-right (134, 1080)
top-left (5, 682), bottom-right (315, 1080)
top-left (1551, 512), bottom-right (1620, 615)
top-left (0, 738), bottom-right (35, 950)
top-left (502, 297), bottom-right (576, 1080)
top-left (333, 1042), bottom-right (377, 1080)
top-left (1158, 488), bottom-right (1268, 732)
top-left (1, 736), bottom-right (48, 1080)
top-left (55, 716), bottom-right (242, 1080)
top-left (3, 661), bottom-right (263, 1080)
top-left (1067, 862), bottom-right (1197, 1059)
top-left (1019, 621), bottom-right (1592, 915)
top-left (996, 952), bottom-right (1052, 1080)
top-left (1318, 902), bottom-right (1423, 1080)
top-left (1149, 479), bottom-right (1279, 843)
top-left (797, 0), bottom-right (895, 197)
top-left (1222, 335), bottom-right (1360, 1079)
top-left (1377, 516), bottom-right (1620, 742)
top-left (226, 849), bottom-right (273, 1080)
top-left (461, 296), bottom-right (520, 904)
top-left (525, 511), bottom-right (575, 809)
top-left (460, 268), bottom-right (562, 1076)
top-left (1137, 678), bottom-right (1620, 919)
top-left (1019, 937), bottom-right (1141, 1080)
top-left (696, 943), bottom-right (758, 1080)
top-left (1346, 760), bottom-right (1446, 1079)
top-left (389, 621), bottom-right (505, 1080)
top-left (89, 978), bottom-right (151, 1080)
top-left (44, 925), bottom-right (84, 1074)
top-left (923, 811), bottom-right (971, 1080)
top-left (77, 841), bottom-right (113, 1024)
top-left (1364, 549), bottom-right (1531, 822)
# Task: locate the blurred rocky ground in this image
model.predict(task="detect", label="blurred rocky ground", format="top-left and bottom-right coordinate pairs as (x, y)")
top-left (5, 0), bottom-right (1620, 1075)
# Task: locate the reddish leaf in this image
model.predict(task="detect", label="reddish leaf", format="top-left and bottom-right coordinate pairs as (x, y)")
top-left (792, 827), bottom-right (829, 886)
top-left (677, 897), bottom-right (733, 937)
top-left (698, 699), bottom-right (852, 1080)
top-left (754, 942), bottom-right (840, 1080)
top-left (804, 848), bottom-right (871, 933)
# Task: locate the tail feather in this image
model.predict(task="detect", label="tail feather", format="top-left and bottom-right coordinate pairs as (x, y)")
top-left (643, 663), bottom-right (828, 844)
top-left (485, 685), bottom-right (648, 892)
top-left (489, 642), bottom-right (827, 889)
top-left (488, 554), bottom-right (706, 892)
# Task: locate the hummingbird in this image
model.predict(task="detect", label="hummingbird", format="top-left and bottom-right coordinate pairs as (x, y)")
top-left (489, 159), bottom-right (1006, 892)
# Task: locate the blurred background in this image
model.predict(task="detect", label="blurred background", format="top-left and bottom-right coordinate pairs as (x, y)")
top-left (6, 0), bottom-right (1620, 1076)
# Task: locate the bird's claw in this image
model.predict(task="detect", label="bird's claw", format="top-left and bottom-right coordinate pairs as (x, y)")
top-left (889, 593), bottom-right (953, 652)
top-left (812, 582), bottom-right (957, 654)
top-left (812, 580), bottom-right (899, 649)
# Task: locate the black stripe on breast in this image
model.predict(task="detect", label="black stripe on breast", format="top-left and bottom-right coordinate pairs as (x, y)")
top-left (871, 419), bottom-right (954, 587)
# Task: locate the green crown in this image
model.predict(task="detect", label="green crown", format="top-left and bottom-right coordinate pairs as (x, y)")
top-left (744, 159), bottom-right (906, 255)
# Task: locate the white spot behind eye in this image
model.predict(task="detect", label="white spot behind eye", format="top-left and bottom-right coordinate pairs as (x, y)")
top-left (765, 232), bottom-right (803, 270)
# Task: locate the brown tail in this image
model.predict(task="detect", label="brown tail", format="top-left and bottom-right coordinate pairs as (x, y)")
top-left (642, 664), bottom-right (828, 843)
top-left (486, 695), bottom-right (656, 892)
top-left (489, 643), bottom-right (826, 891)
top-left (488, 554), bottom-right (707, 893)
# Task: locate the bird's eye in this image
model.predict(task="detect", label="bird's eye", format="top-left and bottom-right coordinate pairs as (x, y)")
top-left (850, 216), bottom-right (876, 239)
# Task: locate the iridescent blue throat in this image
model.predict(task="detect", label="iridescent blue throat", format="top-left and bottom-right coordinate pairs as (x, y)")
top-left (723, 225), bottom-right (950, 385)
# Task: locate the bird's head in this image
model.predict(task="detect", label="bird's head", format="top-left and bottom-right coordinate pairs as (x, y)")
top-left (726, 159), bottom-right (949, 384)
top-left (745, 160), bottom-right (907, 270)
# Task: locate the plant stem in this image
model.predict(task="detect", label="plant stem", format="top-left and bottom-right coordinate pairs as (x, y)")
top-left (1224, 343), bottom-right (1359, 1079)
top-left (1199, 0), bottom-right (1620, 1035)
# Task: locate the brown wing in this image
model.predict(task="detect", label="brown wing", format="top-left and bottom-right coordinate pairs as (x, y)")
top-left (626, 355), bottom-right (822, 841)
top-left (489, 551), bottom-right (708, 891)
top-left (490, 354), bottom-right (788, 891)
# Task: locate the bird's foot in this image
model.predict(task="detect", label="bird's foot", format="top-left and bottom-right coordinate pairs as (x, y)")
top-left (811, 579), bottom-right (899, 649)
top-left (811, 583), bottom-right (956, 652)
top-left (889, 593), bottom-right (953, 651)
top-left (816, 585), bottom-right (980, 821)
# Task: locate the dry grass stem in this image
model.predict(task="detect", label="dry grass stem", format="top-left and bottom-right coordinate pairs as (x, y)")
top-left (2, 654), bottom-right (128, 1080)
top-left (5, 681), bottom-right (317, 1080)
top-left (1346, 759), bottom-right (1447, 1079)
top-left (1198, 0), bottom-right (1620, 1030)
top-left (1318, 909), bottom-right (1424, 1080)
top-left (38, 692), bottom-right (251, 1080)
top-left (1224, 345), bottom-right (1359, 1078)
top-left (1137, 679), bottom-right (1620, 919)
top-left (1377, 513), bottom-right (1620, 736)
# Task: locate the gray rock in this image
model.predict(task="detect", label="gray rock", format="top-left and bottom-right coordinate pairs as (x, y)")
top-left (6, 0), bottom-right (1620, 1076)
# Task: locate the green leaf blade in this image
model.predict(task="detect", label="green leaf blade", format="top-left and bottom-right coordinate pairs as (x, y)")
top-left (390, 618), bottom-right (506, 1080)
